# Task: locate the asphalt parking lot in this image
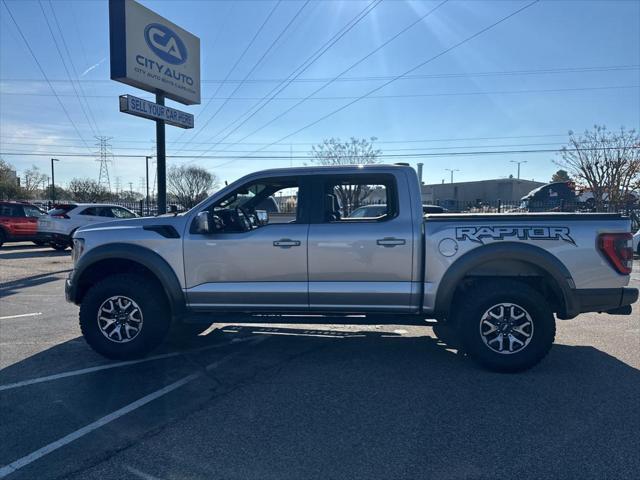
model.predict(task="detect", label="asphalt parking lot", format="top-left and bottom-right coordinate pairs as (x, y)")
top-left (1, 242), bottom-right (639, 480)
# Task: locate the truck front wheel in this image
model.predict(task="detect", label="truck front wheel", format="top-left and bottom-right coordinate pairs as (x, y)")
top-left (454, 280), bottom-right (555, 373)
top-left (79, 273), bottom-right (171, 359)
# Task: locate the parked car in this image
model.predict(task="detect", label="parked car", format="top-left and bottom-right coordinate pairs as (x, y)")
top-left (39, 203), bottom-right (138, 250)
top-left (422, 204), bottom-right (448, 214)
top-left (0, 201), bottom-right (47, 247)
top-left (66, 164), bottom-right (637, 372)
top-left (520, 182), bottom-right (578, 212)
top-left (633, 229), bottom-right (640, 255)
top-left (349, 204), bottom-right (446, 218)
top-left (348, 204), bottom-right (388, 218)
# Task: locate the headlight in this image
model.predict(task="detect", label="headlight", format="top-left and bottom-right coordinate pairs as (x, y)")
top-left (72, 238), bottom-right (85, 263)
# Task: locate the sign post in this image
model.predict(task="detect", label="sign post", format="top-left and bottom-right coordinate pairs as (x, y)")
top-left (109, 0), bottom-right (200, 214)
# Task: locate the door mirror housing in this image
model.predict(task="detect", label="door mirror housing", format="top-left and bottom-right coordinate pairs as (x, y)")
top-left (195, 211), bottom-right (211, 234)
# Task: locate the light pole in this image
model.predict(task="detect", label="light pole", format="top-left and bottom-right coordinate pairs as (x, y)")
top-left (145, 156), bottom-right (151, 216)
top-left (510, 160), bottom-right (527, 179)
top-left (445, 168), bottom-right (460, 184)
top-left (50, 158), bottom-right (59, 204)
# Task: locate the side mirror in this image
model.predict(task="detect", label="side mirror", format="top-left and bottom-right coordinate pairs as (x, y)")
top-left (255, 209), bottom-right (269, 226)
top-left (195, 211), bottom-right (211, 234)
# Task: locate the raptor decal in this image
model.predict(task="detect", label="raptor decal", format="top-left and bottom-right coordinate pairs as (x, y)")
top-left (455, 225), bottom-right (576, 246)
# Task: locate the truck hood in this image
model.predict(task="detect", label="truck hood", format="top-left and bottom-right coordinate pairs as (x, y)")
top-left (76, 215), bottom-right (188, 234)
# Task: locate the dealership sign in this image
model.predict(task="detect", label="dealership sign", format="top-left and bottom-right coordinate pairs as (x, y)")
top-left (119, 94), bottom-right (194, 128)
top-left (109, 0), bottom-right (200, 105)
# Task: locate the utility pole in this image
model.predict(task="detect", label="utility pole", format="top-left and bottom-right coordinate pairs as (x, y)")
top-left (445, 168), bottom-right (460, 184)
top-left (156, 92), bottom-right (166, 214)
top-left (510, 160), bottom-right (527, 180)
top-left (50, 158), bottom-right (59, 203)
top-left (95, 136), bottom-right (113, 191)
top-left (145, 156), bottom-right (151, 215)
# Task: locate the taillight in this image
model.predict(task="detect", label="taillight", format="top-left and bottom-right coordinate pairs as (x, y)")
top-left (598, 233), bottom-right (633, 274)
top-left (52, 214), bottom-right (69, 219)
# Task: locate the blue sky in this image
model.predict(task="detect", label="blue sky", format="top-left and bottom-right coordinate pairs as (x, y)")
top-left (1, 0), bottom-right (639, 192)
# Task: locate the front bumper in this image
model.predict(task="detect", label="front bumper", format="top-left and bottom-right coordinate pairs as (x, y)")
top-left (574, 287), bottom-right (639, 316)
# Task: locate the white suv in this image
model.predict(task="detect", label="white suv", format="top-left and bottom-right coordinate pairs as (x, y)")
top-left (39, 203), bottom-right (138, 250)
top-left (634, 229), bottom-right (640, 256)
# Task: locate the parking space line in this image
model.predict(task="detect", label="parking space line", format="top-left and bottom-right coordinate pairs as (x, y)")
top-left (0, 335), bottom-right (256, 393)
top-left (0, 372), bottom-right (201, 479)
top-left (0, 336), bottom-right (267, 478)
top-left (0, 312), bottom-right (42, 320)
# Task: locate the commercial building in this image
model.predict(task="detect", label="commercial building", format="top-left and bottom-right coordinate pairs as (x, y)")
top-left (421, 178), bottom-right (545, 209)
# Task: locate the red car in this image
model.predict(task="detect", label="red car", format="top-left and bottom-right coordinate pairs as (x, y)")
top-left (0, 201), bottom-right (47, 247)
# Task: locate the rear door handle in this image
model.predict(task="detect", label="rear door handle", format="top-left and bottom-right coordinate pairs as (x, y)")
top-left (376, 237), bottom-right (406, 247)
top-left (273, 238), bottom-right (301, 248)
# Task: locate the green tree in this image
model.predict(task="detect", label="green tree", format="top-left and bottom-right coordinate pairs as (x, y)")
top-left (551, 169), bottom-right (571, 183)
top-left (67, 178), bottom-right (110, 202)
top-left (0, 158), bottom-right (21, 200)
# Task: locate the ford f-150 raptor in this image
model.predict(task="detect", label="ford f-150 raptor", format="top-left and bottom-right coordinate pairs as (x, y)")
top-left (65, 165), bottom-right (638, 372)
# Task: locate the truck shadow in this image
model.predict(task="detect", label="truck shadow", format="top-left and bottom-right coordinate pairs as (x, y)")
top-left (1, 324), bottom-right (638, 479)
top-left (0, 269), bottom-right (71, 298)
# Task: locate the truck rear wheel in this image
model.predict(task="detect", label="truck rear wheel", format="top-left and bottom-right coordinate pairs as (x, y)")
top-left (454, 280), bottom-right (555, 373)
top-left (79, 273), bottom-right (170, 359)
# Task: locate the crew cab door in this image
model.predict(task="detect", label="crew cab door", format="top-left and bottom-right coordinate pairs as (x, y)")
top-left (183, 176), bottom-right (310, 311)
top-left (307, 173), bottom-right (417, 312)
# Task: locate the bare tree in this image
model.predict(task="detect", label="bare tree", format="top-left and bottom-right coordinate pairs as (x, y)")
top-left (555, 126), bottom-right (640, 210)
top-left (309, 137), bottom-right (382, 212)
top-left (167, 165), bottom-right (218, 209)
top-left (22, 165), bottom-right (48, 199)
top-left (67, 178), bottom-right (110, 202)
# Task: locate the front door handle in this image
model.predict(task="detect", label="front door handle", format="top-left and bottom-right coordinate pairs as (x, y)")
top-left (273, 238), bottom-right (301, 248)
top-left (376, 237), bottom-right (406, 247)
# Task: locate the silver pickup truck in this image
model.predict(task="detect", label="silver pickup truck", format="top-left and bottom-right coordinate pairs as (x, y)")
top-left (65, 165), bottom-right (638, 372)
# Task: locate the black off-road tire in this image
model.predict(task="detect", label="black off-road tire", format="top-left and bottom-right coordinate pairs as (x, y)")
top-left (0, 229), bottom-right (5, 248)
top-left (454, 280), bottom-right (555, 373)
top-left (50, 243), bottom-right (68, 251)
top-left (79, 273), bottom-right (171, 359)
top-left (33, 240), bottom-right (46, 246)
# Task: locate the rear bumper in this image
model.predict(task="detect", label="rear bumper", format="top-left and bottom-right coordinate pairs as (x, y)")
top-left (572, 287), bottom-right (638, 316)
top-left (39, 232), bottom-right (70, 244)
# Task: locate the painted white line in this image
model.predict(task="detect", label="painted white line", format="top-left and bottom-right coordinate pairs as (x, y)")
top-left (0, 372), bottom-right (201, 479)
top-left (0, 335), bottom-right (257, 393)
top-left (0, 335), bottom-right (269, 478)
top-left (0, 312), bottom-right (42, 320)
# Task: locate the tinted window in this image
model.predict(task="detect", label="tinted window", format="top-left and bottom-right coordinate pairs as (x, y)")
top-left (79, 207), bottom-right (98, 216)
top-left (321, 175), bottom-right (396, 222)
top-left (0, 204), bottom-right (20, 217)
top-left (49, 205), bottom-right (77, 216)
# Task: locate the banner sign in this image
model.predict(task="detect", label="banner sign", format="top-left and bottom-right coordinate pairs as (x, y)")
top-left (119, 94), bottom-right (194, 128)
top-left (109, 0), bottom-right (201, 105)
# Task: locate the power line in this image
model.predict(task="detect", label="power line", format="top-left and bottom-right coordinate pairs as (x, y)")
top-left (1, 140), bottom-right (572, 153)
top-left (4, 84), bottom-right (635, 100)
top-left (174, 0), bottom-right (284, 151)
top-left (201, 0), bottom-right (450, 156)
top-left (2, 145), bottom-right (636, 161)
top-left (189, 0), bottom-right (383, 154)
top-left (0, 132), bottom-right (571, 146)
top-left (250, 0), bottom-right (543, 154)
top-left (1, 0), bottom-right (92, 153)
top-left (47, 0), bottom-right (102, 136)
top-left (3, 64), bottom-right (637, 84)
top-left (176, 0), bottom-right (312, 153)
top-left (37, 1), bottom-right (98, 138)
